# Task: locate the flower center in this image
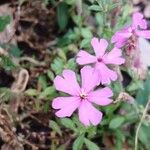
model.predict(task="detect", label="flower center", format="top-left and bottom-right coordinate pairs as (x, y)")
top-left (80, 89), bottom-right (87, 100)
top-left (97, 58), bottom-right (103, 62)
top-left (125, 34), bottom-right (137, 55)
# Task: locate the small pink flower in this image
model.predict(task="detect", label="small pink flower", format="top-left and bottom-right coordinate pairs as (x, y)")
top-left (52, 66), bottom-right (113, 126)
top-left (112, 12), bottom-right (150, 48)
top-left (76, 38), bottom-right (125, 84)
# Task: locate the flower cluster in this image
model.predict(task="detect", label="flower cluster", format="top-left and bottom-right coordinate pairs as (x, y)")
top-left (112, 12), bottom-right (150, 48)
top-left (112, 12), bottom-right (150, 68)
top-left (52, 12), bottom-right (149, 126)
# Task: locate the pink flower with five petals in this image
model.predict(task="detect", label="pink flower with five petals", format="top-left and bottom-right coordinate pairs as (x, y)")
top-left (76, 38), bottom-right (125, 84)
top-left (112, 12), bottom-right (150, 48)
top-left (52, 66), bottom-right (113, 126)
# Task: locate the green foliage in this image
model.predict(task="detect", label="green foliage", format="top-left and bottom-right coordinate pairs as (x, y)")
top-left (0, 88), bottom-right (13, 103)
top-left (73, 134), bottom-right (84, 150)
top-left (51, 57), bottom-right (64, 75)
top-left (0, 55), bottom-right (16, 70)
top-left (0, 15), bottom-right (11, 32)
top-left (138, 124), bottom-right (150, 150)
top-left (49, 120), bottom-right (62, 136)
top-left (60, 118), bottom-right (77, 132)
top-left (38, 75), bottom-right (48, 90)
top-left (84, 138), bottom-right (100, 150)
top-left (109, 116), bottom-right (125, 129)
top-left (47, 70), bottom-right (55, 81)
top-left (57, 2), bottom-right (69, 31)
top-left (25, 89), bottom-right (39, 97)
top-left (64, 0), bottom-right (75, 5)
top-left (9, 45), bottom-right (22, 58)
top-left (81, 28), bottom-right (93, 40)
top-left (39, 86), bottom-right (55, 99)
top-left (89, 5), bottom-right (101, 11)
top-left (136, 75), bottom-right (150, 106)
top-left (80, 38), bottom-right (91, 48)
top-left (114, 130), bottom-right (125, 150)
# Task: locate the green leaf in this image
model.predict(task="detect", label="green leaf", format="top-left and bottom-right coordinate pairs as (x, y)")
top-left (9, 45), bottom-right (22, 57)
top-left (64, 0), bottom-right (75, 5)
top-left (49, 0), bottom-right (56, 5)
top-left (103, 27), bottom-right (114, 39)
top-left (109, 116), bottom-right (125, 129)
top-left (95, 13), bottom-right (103, 26)
top-left (84, 138), bottom-right (100, 150)
top-left (72, 115), bottom-right (84, 129)
top-left (81, 28), bottom-right (92, 39)
top-left (73, 134), bottom-right (84, 150)
top-left (38, 75), bottom-right (48, 90)
top-left (138, 125), bottom-right (150, 150)
top-left (60, 118), bottom-right (76, 131)
top-left (115, 130), bottom-right (125, 150)
top-left (0, 55), bottom-right (16, 70)
top-left (127, 80), bottom-right (143, 92)
top-left (122, 5), bottom-right (132, 20)
top-left (80, 38), bottom-right (91, 48)
top-left (72, 15), bottom-right (82, 26)
top-left (136, 75), bottom-right (150, 106)
top-left (47, 70), bottom-right (55, 81)
top-left (39, 86), bottom-right (55, 99)
top-left (104, 103), bottom-right (120, 115)
top-left (67, 58), bottom-right (76, 70)
top-left (58, 49), bottom-right (67, 61)
top-left (51, 58), bottom-right (64, 74)
top-left (25, 89), bottom-right (39, 96)
top-left (86, 126), bottom-right (96, 139)
top-left (0, 15), bottom-right (11, 32)
top-left (111, 81), bottom-right (123, 97)
top-left (57, 2), bottom-right (68, 31)
top-left (108, 2), bottom-right (120, 11)
top-left (89, 5), bottom-right (101, 11)
top-left (49, 120), bottom-right (62, 136)
top-left (0, 88), bottom-right (13, 103)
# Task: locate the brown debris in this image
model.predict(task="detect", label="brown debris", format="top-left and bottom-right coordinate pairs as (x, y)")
top-left (0, 107), bottom-right (23, 150)
top-left (11, 69), bottom-right (29, 93)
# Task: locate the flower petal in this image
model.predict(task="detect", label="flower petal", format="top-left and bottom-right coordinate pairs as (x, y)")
top-left (95, 63), bottom-right (117, 84)
top-left (136, 30), bottom-right (150, 39)
top-left (76, 50), bottom-right (97, 65)
top-left (132, 12), bottom-right (147, 29)
top-left (89, 87), bottom-right (113, 106)
top-left (111, 30), bottom-right (132, 48)
top-left (54, 70), bottom-right (80, 96)
top-left (114, 39), bottom-right (127, 48)
top-left (78, 100), bottom-right (103, 126)
top-left (52, 97), bottom-right (80, 117)
top-left (104, 47), bottom-right (125, 65)
top-left (81, 66), bottom-right (99, 93)
top-left (91, 37), bottom-right (108, 57)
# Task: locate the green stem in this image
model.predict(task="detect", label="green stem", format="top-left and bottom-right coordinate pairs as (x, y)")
top-left (134, 98), bottom-right (150, 150)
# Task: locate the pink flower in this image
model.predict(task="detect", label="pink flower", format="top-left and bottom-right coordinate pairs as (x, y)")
top-left (76, 38), bottom-right (125, 84)
top-left (112, 12), bottom-right (150, 48)
top-left (52, 66), bottom-right (113, 126)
